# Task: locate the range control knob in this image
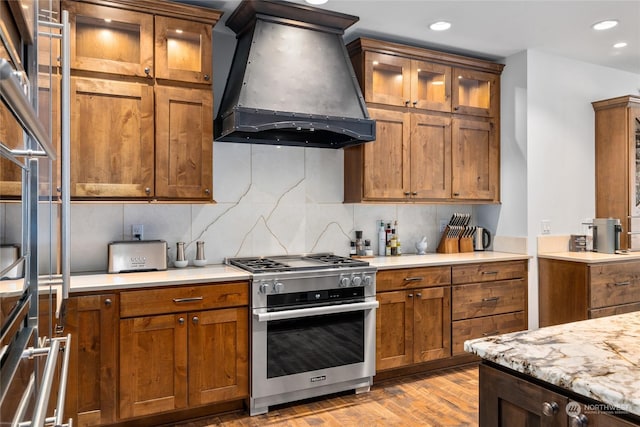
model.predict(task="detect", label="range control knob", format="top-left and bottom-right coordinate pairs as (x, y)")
top-left (351, 275), bottom-right (362, 287)
top-left (362, 275), bottom-right (373, 287)
top-left (273, 281), bottom-right (284, 294)
top-left (339, 275), bottom-right (351, 287)
top-left (258, 282), bottom-right (270, 294)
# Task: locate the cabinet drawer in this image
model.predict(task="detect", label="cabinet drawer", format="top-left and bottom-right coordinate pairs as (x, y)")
top-left (376, 266), bottom-right (451, 292)
top-left (451, 311), bottom-right (526, 355)
top-left (452, 279), bottom-right (525, 320)
top-left (589, 301), bottom-right (640, 319)
top-left (590, 263), bottom-right (640, 308)
top-left (452, 260), bottom-right (526, 284)
top-left (120, 282), bottom-right (249, 317)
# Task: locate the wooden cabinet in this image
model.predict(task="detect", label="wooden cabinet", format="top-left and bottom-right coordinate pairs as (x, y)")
top-left (539, 258), bottom-right (640, 327)
top-left (345, 37), bottom-right (503, 203)
top-left (593, 95), bottom-right (640, 250)
top-left (63, 294), bottom-right (118, 427)
top-left (119, 282), bottom-right (249, 420)
top-left (63, 0), bottom-right (221, 201)
top-left (479, 364), bottom-right (639, 427)
top-left (451, 261), bottom-right (528, 354)
top-left (376, 266), bottom-right (452, 370)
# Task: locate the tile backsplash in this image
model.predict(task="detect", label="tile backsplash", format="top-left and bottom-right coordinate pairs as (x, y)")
top-left (41, 142), bottom-right (474, 273)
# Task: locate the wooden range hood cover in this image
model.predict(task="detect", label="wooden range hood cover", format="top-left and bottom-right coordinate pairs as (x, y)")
top-left (215, 0), bottom-right (376, 149)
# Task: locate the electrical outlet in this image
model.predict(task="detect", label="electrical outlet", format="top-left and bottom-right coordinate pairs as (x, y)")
top-left (439, 219), bottom-right (448, 233)
top-left (132, 224), bottom-right (144, 240)
top-left (541, 220), bottom-right (551, 235)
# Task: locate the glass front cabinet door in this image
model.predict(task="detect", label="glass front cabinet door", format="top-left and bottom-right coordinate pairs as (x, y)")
top-left (452, 68), bottom-right (498, 117)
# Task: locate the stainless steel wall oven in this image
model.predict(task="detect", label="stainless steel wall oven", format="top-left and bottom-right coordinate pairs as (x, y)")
top-left (227, 254), bottom-right (378, 416)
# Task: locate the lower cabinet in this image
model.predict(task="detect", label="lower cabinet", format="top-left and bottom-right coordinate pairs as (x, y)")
top-left (63, 294), bottom-right (117, 427)
top-left (376, 266), bottom-right (452, 370)
top-left (479, 364), bottom-right (638, 427)
top-left (63, 281), bottom-right (249, 426)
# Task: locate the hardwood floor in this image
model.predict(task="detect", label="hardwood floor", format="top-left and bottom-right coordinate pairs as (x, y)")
top-left (171, 364), bottom-right (479, 427)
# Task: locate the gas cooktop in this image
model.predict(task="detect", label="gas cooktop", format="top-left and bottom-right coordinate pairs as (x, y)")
top-left (226, 253), bottom-right (369, 273)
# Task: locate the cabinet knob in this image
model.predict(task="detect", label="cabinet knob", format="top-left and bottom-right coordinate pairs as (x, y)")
top-left (411, 191), bottom-right (418, 196)
top-left (416, 292), bottom-right (422, 298)
top-left (541, 401), bottom-right (559, 416)
top-left (192, 316), bottom-right (199, 324)
top-left (453, 106), bottom-right (459, 111)
top-left (412, 100), bottom-right (418, 106)
top-left (204, 74), bottom-right (210, 81)
top-left (404, 191), bottom-right (411, 196)
top-left (204, 188), bottom-right (210, 195)
top-left (145, 187), bottom-right (151, 195)
top-left (453, 192), bottom-right (460, 196)
top-left (178, 317), bottom-right (185, 325)
top-left (405, 100), bottom-right (411, 107)
top-left (104, 298), bottom-right (112, 307)
top-left (569, 414), bottom-right (588, 427)
top-left (144, 67), bottom-right (151, 76)
top-left (408, 293), bottom-right (414, 298)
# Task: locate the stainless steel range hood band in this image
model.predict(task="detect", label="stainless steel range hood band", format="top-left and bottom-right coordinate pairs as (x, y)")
top-left (217, 107), bottom-right (375, 148)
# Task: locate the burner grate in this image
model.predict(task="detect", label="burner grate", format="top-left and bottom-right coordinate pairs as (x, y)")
top-left (304, 254), bottom-right (369, 267)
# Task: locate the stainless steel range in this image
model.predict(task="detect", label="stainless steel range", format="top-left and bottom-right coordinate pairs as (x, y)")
top-left (227, 253), bottom-right (378, 416)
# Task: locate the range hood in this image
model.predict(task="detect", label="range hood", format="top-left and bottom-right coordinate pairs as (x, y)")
top-left (215, 0), bottom-right (376, 149)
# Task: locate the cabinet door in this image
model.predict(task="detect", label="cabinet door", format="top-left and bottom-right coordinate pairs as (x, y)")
top-left (479, 364), bottom-right (569, 427)
top-left (452, 68), bottom-right (498, 117)
top-left (376, 290), bottom-right (413, 370)
top-left (70, 77), bottom-right (154, 198)
top-left (188, 308), bottom-right (249, 406)
top-left (364, 52), bottom-right (411, 107)
top-left (119, 313), bottom-right (188, 419)
top-left (65, 1), bottom-right (154, 78)
top-left (411, 60), bottom-right (451, 112)
top-left (64, 294), bottom-right (117, 427)
top-left (413, 286), bottom-right (451, 362)
top-left (362, 108), bottom-right (410, 199)
top-left (155, 16), bottom-right (212, 84)
top-left (410, 113), bottom-right (451, 199)
top-left (37, 72), bottom-right (60, 198)
top-left (629, 106), bottom-right (640, 250)
top-left (155, 85), bottom-right (213, 200)
top-left (451, 118), bottom-right (498, 201)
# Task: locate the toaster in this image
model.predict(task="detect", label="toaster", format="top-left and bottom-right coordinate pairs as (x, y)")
top-left (108, 240), bottom-right (167, 273)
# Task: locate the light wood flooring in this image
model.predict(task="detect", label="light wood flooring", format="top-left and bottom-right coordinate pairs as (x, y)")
top-left (173, 364), bottom-right (479, 427)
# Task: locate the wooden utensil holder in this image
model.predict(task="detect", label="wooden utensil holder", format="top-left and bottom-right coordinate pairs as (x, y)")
top-left (458, 236), bottom-right (474, 253)
top-left (436, 226), bottom-right (459, 254)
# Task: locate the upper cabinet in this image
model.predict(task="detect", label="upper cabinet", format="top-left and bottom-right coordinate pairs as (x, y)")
top-left (346, 38), bottom-right (503, 203)
top-left (63, 0), bottom-right (221, 201)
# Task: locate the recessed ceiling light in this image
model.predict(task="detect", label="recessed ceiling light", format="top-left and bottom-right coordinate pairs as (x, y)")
top-left (305, 0), bottom-right (328, 4)
top-left (613, 42), bottom-right (627, 48)
top-left (592, 20), bottom-right (618, 31)
top-left (429, 21), bottom-right (451, 31)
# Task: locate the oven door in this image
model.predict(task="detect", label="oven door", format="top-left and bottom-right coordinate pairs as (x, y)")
top-left (251, 300), bottom-right (378, 402)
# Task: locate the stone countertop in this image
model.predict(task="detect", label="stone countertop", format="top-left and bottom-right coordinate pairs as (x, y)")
top-left (63, 251), bottom-right (529, 293)
top-left (537, 251), bottom-right (640, 263)
top-left (368, 252), bottom-right (530, 270)
top-left (465, 312), bottom-right (640, 417)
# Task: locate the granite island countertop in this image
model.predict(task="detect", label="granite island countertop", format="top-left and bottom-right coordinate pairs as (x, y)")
top-left (465, 311), bottom-right (640, 417)
top-left (538, 251), bottom-right (640, 263)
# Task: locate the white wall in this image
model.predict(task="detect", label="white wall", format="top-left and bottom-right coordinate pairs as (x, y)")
top-left (498, 49), bottom-right (640, 328)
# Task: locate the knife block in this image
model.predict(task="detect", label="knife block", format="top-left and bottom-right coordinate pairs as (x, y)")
top-left (458, 236), bottom-right (474, 253)
top-left (436, 226), bottom-right (459, 254)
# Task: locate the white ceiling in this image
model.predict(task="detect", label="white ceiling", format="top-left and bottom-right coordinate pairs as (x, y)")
top-left (186, 0), bottom-right (640, 74)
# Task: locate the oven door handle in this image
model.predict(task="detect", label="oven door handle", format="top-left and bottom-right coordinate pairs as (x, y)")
top-left (253, 300), bottom-right (379, 322)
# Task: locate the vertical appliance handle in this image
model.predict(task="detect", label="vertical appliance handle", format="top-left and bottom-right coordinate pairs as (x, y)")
top-left (59, 10), bottom-right (71, 318)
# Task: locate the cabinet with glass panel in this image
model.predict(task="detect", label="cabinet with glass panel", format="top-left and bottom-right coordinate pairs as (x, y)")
top-left (346, 37), bottom-right (503, 203)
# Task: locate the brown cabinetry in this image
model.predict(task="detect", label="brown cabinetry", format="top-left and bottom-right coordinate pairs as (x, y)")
top-left (539, 258), bottom-right (640, 327)
top-left (593, 95), bottom-right (640, 250)
top-left (345, 37), bottom-right (503, 203)
top-left (451, 261), bottom-right (528, 354)
top-left (63, 294), bottom-right (117, 427)
top-left (63, 0), bottom-right (221, 201)
top-left (479, 364), bottom-right (639, 427)
top-left (376, 266), bottom-right (452, 370)
top-left (118, 282), bottom-right (249, 420)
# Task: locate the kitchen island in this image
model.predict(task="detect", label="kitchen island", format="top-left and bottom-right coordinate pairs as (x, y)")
top-left (465, 311), bottom-right (640, 426)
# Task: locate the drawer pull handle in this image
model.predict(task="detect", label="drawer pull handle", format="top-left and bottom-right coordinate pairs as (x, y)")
top-left (614, 281), bottom-right (630, 286)
top-left (404, 277), bottom-right (423, 282)
top-left (482, 330), bottom-right (500, 337)
top-left (481, 271), bottom-right (498, 275)
top-left (482, 297), bottom-right (500, 302)
top-left (173, 297), bottom-right (204, 303)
